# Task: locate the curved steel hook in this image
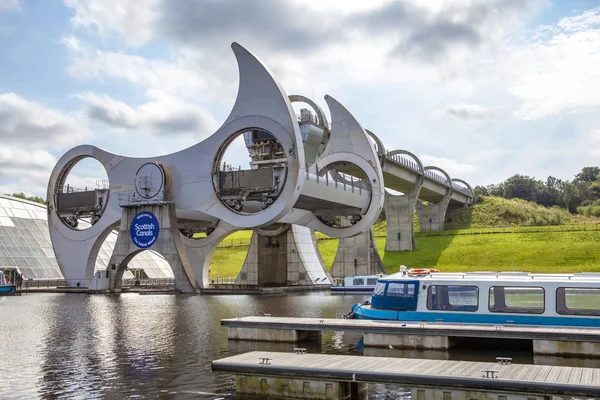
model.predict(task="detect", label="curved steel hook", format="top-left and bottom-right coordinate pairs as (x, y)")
top-left (366, 130), bottom-right (386, 164)
top-left (388, 149), bottom-right (424, 174)
top-left (452, 178), bottom-right (475, 203)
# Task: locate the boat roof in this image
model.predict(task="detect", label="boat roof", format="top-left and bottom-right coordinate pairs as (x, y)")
top-left (379, 271), bottom-right (600, 283)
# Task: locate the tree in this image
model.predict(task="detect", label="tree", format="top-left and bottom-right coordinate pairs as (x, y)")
top-left (486, 183), bottom-right (504, 197)
top-left (11, 192), bottom-right (46, 205)
top-left (538, 176), bottom-right (563, 207)
top-left (562, 182), bottom-right (579, 213)
top-left (473, 185), bottom-right (489, 197)
top-left (502, 175), bottom-right (541, 202)
top-left (574, 167), bottom-right (600, 184)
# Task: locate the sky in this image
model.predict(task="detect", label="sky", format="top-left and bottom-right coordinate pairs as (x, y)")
top-left (1, 0), bottom-right (600, 197)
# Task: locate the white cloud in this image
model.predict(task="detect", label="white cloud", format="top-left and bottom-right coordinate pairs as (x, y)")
top-left (64, 45), bottom-right (233, 104)
top-left (78, 91), bottom-right (219, 137)
top-left (420, 155), bottom-right (477, 176)
top-left (506, 7), bottom-right (600, 120)
top-left (443, 103), bottom-right (500, 122)
top-left (0, 0), bottom-right (20, 12)
top-left (0, 93), bottom-right (89, 198)
top-left (64, 0), bottom-right (159, 46)
top-left (0, 93), bottom-right (88, 146)
top-left (0, 146), bottom-right (56, 197)
top-left (0, 147), bottom-right (56, 173)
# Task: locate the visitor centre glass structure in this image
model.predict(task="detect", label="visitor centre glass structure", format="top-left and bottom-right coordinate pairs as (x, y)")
top-left (0, 194), bottom-right (174, 282)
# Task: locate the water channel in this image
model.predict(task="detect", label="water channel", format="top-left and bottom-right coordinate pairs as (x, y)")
top-left (1, 292), bottom-right (597, 399)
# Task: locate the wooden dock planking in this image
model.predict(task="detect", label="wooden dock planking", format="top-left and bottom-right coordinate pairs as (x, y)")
top-left (222, 316), bottom-right (600, 343)
top-left (557, 366), bottom-right (573, 384)
top-left (212, 351), bottom-right (600, 397)
top-left (532, 364), bottom-right (552, 382)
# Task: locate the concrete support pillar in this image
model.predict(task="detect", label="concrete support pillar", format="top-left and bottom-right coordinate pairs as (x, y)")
top-left (228, 327), bottom-right (321, 342)
top-left (107, 203), bottom-right (199, 293)
top-left (236, 375), bottom-right (367, 400)
top-left (416, 196), bottom-right (452, 232)
top-left (330, 218), bottom-right (385, 278)
top-left (235, 224), bottom-right (331, 286)
top-left (412, 388), bottom-right (550, 400)
top-left (363, 333), bottom-right (460, 350)
top-left (384, 177), bottom-right (423, 251)
top-left (533, 340), bottom-right (600, 358)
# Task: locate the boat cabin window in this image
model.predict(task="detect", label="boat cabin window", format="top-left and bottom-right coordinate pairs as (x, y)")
top-left (353, 278), bottom-right (364, 286)
top-left (489, 286), bottom-right (545, 314)
top-left (371, 280), bottom-right (419, 311)
top-left (386, 282), bottom-right (416, 298)
top-left (556, 287), bottom-right (600, 316)
top-left (373, 282), bottom-right (386, 296)
top-left (426, 285), bottom-right (478, 312)
top-left (366, 278), bottom-right (378, 286)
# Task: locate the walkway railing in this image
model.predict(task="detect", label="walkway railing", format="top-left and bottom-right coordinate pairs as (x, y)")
top-left (15, 278), bottom-right (179, 289)
top-left (218, 237), bottom-right (252, 247)
top-left (385, 152), bottom-right (421, 174)
top-left (121, 278), bottom-right (175, 288)
top-left (384, 152), bottom-right (472, 197)
top-left (210, 276), bottom-right (237, 285)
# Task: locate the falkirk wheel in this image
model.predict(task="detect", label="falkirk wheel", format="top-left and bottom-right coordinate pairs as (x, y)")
top-left (47, 43), bottom-right (385, 293)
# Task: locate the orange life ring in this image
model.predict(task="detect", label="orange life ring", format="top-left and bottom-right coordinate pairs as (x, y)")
top-left (408, 268), bottom-right (440, 275)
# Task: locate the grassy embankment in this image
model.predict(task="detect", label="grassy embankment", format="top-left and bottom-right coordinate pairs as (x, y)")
top-left (209, 196), bottom-right (600, 277)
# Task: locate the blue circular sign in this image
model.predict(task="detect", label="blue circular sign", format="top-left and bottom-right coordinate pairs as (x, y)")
top-left (130, 211), bottom-right (159, 249)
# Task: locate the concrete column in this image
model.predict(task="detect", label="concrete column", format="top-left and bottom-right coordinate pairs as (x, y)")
top-left (329, 218), bottom-right (385, 278)
top-left (107, 203), bottom-right (199, 293)
top-left (416, 195), bottom-right (452, 232)
top-left (363, 333), bottom-right (460, 350)
top-left (235, 224), bottom-right (331, 286)
top-left (236, 375), bottom-right (366, 399)
top-left (228, 327), bottom-right (321, 342)
top-left (533, 340), bottom-right (600, 357)
top-left (384, 177), bottom-right (423, 251)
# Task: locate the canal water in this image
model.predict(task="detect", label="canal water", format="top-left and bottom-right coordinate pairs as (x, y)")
top-left (0, 292), bottom-right (595, 399)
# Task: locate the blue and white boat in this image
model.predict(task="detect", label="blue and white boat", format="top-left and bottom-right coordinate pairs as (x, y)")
top-left (0, 270), bottom-right (16, 295)
top-left (331, 275), bottom-right (384, 293)
top-left (350, 267), bottom-right (600, 327)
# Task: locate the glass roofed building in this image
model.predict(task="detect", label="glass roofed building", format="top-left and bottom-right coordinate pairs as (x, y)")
top-left (0, 194), bottom-right (174, 283)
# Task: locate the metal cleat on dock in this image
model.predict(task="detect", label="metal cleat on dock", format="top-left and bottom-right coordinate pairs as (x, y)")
top-left (294, 348), bottom-right (306, 355)
top-left (259, 357), bottom-right (272, 365)
top-left (496, 357), bottom-right (512, 365)
top-left (263, 313), bottom-right (271, 317)
top-left (481, 369), bottom-right (499, 379)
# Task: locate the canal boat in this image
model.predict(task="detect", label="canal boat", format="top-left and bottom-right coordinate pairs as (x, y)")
top-left (0, 270), bottom-right (16, 295)
top-left (331, 275), bottom-right (384, 293)
top-left (349, 267), bottom-right (600, 327)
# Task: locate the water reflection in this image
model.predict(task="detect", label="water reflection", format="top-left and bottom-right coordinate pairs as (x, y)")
top-left (0, 292), bottom-right (596, 399)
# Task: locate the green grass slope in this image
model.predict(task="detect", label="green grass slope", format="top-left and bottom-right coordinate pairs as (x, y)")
top-left (207, 197), bottom-right (600, 277)
top-left (210, 230), bottom-right (600, 277)
top-left (377, 232), bottom-right (600, 274)
top-left (445, 196), bottom-right (577, 229)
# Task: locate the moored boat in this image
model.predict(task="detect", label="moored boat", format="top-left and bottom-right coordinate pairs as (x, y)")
top-left (331, 274), bottom-right (384, 293)
top-left (349, 267), bottom-right (600, 327)
top-left (0, 270), bottom-right (16, 295)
